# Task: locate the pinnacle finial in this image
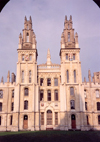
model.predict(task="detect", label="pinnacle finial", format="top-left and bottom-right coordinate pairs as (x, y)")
top-left (75, 32), bottom-right (78, 37)
top-left (1, 76), bottom-right (3, 83)
top-left (84, 77), bottom-right (86, 83)
top-left (7, 71), bottom-right (10, 83)
top-left (88, 69), bottom-right (91, 77)
top-left (30, 16), bottom-right (32, 22)
top-left (19, 33), bottom-right (22, 38)
top-left (25, 16), bottom-right (27, 21)
top-left (70, 15), bottom-right (72, 20)
top-left (47, 49), bottom-right (51, 65)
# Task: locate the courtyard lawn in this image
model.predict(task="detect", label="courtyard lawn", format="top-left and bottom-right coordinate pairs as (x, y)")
top-left (0, 131), bottom-right (100, 142)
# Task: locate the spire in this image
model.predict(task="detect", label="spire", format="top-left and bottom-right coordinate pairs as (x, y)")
top-left (47, 49), bottom-right (51, 65)
top-left (7, 71), bottom-right (10, 83)
top-left (1, 76), bottom-right (3, 83)
top-left (19, 33), bottom-right (22, 38)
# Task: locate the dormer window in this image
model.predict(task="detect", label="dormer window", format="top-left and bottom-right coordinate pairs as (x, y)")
top-left (68, 32), bottom-right (70, 42)
top-left (26, 33), bottom-right (29, 42)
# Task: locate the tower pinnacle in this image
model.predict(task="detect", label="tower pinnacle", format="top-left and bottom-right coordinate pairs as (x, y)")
top-left (47, 49), bottom-right (51, 65)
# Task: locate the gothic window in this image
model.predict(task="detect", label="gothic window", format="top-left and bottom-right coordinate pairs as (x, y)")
top-left (74, 70), bottom-right (76, 83)
top-left (22, 54), bottom-right (24, 61)
top-left (70, 100), bottom-right (75, 109)
top-left (11, 102), bottom-right (14, 111)
top-left (67, 70), bottom-right (69, 83)
top-left (97, 102), bottom-right (100, 110)
top-left (24, 88), bottom-right (28, 96)
top-left (84, 90), bottom-right (87, 98)
top-left (96, 89), bottom-right (99, 98)
top-left (54, 78), bottom-right (58, 86)
top-left (68, 32), bottom-right (70, 42)
top-left (85, 102), bottom-right (87, 110)
top-left (10, 115), bottom-right (13, 125)
top-left (66, 54), bottom-right (68, 60)
top-left (40, 78), bottom-right (44, 86)
top-left (0, 116), bottom-right (1, 125)
top-left (22, 71), bottom-right (24, 83)
top-left (41, 112), bottom-right (44, 125)
top-left (29, 54), bottom-right (32, 61)
top-left (98, 115), bottom-right (100, 124)
top-left (12, 90), bottom-right (14, 98)
top-left (47, 90), bottom-right (51, 101)
top-left (54, 90), bottom-right (58, 101)
top-left (70, 87), bottom-right (74, 95)
top-left (29, 70), bottom-right (31, 83)
top-left (68, 24), bottom-right (69, 29)
top-left (0, 103), bottom-right (2, 111)
top-left (40, 90), bottom-right (44, 101)
top-left (0, 90), bottom-right (3, 98)
top-left (47, 78), bottom-right (51, 86)
top-left (24, 100), bottom-right (28, 110)
top-left (86, 115), bottom-right (89, 125)
top-left (27, 25), bottom-right (29, 30)
top-left (26, 33), bottom-right (29, 42)
top-left (55, 112), bottom-right (58, 125)
top-left (73, 54), bottom-right (75, 60)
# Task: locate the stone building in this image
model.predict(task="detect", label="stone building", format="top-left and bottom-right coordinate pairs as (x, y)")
top-left (0, 15), bottom-right (100, 131)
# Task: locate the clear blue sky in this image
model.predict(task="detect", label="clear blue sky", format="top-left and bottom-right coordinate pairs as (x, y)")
top-left (0, 0), bottom-right (100, 82)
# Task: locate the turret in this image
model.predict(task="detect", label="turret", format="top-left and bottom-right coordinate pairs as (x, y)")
top-left (19, 33), bottom-right (22, 49)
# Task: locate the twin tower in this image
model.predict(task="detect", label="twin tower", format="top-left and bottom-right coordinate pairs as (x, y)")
top-left (0, 15), bottom-right (88, 131)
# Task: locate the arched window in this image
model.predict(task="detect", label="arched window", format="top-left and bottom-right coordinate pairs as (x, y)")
top-left (10, 115), bottom-right (13, 125)
top-left (74, 70), bottom-right (76, 83)
top-left (29, 70), bottom-right (31, 83)
top-left (47, 110), bottom-right (52, 125)
top-left (0, 90), bottom-right (3, 98)
top-left (70, 100), bottom-right (75, 109)
top-left (73, 54), bottom-right (75, 60)
top-left (84, 90), bottom-right (87, 98)
top-left (26, 33), bottom-right (29, 42)
top-left (0, 103), bottom-right (2, 111)
top-left (54, 78), bottom-right (58, 86)
top-left (12, 90), bottom-right (14, 98)
top-left (24, 100), bottom-right (28, 110)
top-left (54, 90), bottom-right (58, 101)
top-left (67, 70), bottom-right (69, 83)
top-left (22, 71), bottom-right (24, 83)
top-left (68, 32), bottom-right (70, 42)
top-left (41, 112), bottom-right (44, 125)
top-left (47, 90), bottom-right (51, 101)
top-left (55, 112), bottom-right (58, 125)
top-left (47, 78), bottom-right (51, 86)
top-left (40, 90), bottom-right (44, 101)
top-left (29, 54), bottom-right (32, 61)
top-left (96, 89), bottom-right (99, 98)
top-left (22, 54), bottom-right (24, 61)
top-left (97, 102), bottom-right (100, 110)
top-left (86, 115), bottom-right (89, 125)
top-left (0, 116), bottom-right (1, 125)
top-left (24, 88), bottom-right (28, 96)
top-left (85, 102), bottom-right (87, 110)
top-left (70, 87), bottom-right (74, 95)
top-left (98, 115), bottom-right (100, 124)
top-left (11, 102), bottom-right (14, 111)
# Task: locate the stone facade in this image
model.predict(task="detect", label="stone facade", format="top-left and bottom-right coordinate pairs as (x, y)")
top-left (0, 15), bottom-right (100, 131)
